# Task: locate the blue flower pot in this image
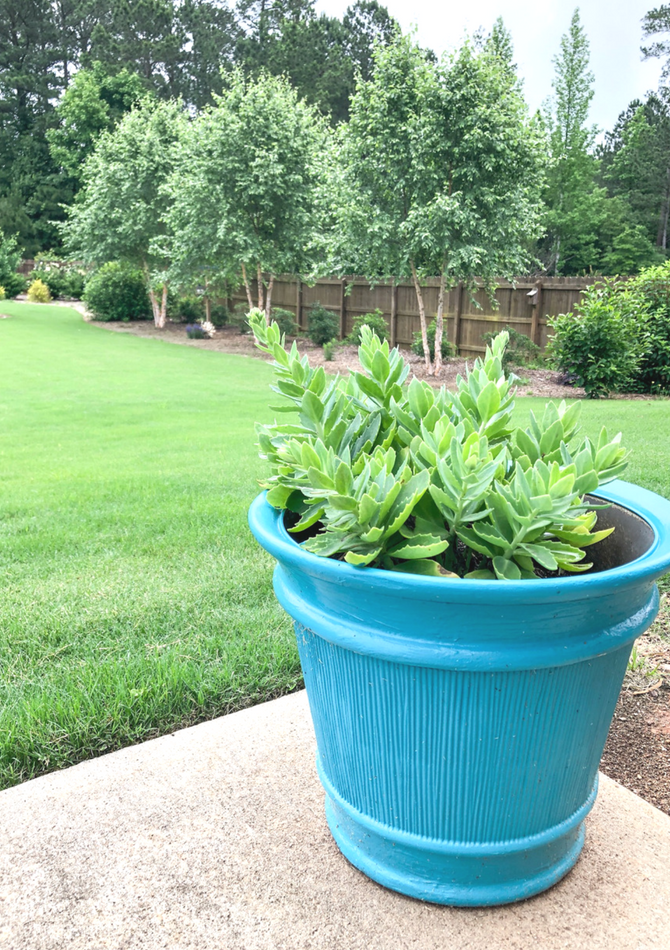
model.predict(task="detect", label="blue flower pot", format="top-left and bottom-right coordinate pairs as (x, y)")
top-left (249, 480), bottom-right (670, 906)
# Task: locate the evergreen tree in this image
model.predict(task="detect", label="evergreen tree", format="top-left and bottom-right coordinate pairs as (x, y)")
top-left (540, 9), bottom-right (604, 275)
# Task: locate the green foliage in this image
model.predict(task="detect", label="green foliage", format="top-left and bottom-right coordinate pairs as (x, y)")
top-left (271, 308), bottom-right (298, 337)
top-left (30, 260), bottom-right (87, 300)
top-left (0, 287), bottom-right (5, 300)
top-left (83, 263), bottom-right (151, 322)
top-left (186, 324), bottom-right (206, 338)
top-left (209, 302), bottom-right (229, 326)
top-left (482, 325), bottom-right (541, 371)
top-left (323, 340), bottom-right (336, 361)
top-left (165, 70), bottom-right (330, 303)
top-left (0, 231), bottom-right (26, 298)
top-left (549, 281), bottom-right (645, 397)
top-left (411, 319), bottom-right (455, 362)
top-left (27, 279), bottom-right (51, 303)
top-left (63, 97), bottom-right (188, 285)
top-left (345, 310), bottom-right (388, 345)
top-left (307, 302), bottom-right (339, 345)
top-left (47, 64), bottom-right (149, 183)
top-left (175, 295), bottom-right (205, 322)
top-left (251, 312), bottom-right (628, 579)
top-left (230, 303), bottom-right (252, 333)
top-left (628, 261), bottom-right (670, 393)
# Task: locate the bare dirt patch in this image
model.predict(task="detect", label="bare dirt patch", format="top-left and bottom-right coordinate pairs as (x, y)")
top-left (602, 592), bottom-right (670, 814)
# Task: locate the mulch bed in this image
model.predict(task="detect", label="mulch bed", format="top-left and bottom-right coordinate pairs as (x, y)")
top-left (93, 315), bottom-right (670, 814)
top-left (601, 591), bottom-right (670, 814)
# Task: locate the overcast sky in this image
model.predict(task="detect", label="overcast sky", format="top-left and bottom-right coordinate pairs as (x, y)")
top-left (315, 0), bottom-right (665, 133)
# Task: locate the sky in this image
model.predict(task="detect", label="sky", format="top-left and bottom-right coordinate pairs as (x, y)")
top-left (315, 0), bottom-right (665, 134)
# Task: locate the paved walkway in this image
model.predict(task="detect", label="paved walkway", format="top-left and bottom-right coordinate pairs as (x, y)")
top-left (0, 690), bottom-right (668, 950)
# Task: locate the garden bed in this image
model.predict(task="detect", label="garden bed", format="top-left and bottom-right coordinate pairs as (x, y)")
top-left (93, 319), bottom-right (586, 399)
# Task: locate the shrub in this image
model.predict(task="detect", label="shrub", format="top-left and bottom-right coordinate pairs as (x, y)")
top-left (271, 307), bottom-right (298, 337)
top-left (209, 302), bottom-right (229, 326)
top-left (628, 262), bottom-right (670, 394)
top-left (411, 320), bottom-right (455, 362)
top-left (548, 280), bottom-right (645, 398)
top-left (0, 230), bottom-right (25, 298)
top-left (0, 286), bottom-right (5, 300)
top-left (186, 323), bottom-right (206, 339)
top-left (307, 302), bottom-right (339, 345)
top-left (31, 261), bottom-right (86, 300)
top-left (27, 279), bottom-right (52, 303)
top-left (83, 262), bottom-right (151, 322)
top-left (176, 295), bottom-right (205, 322)
top-left (230, 302), bottom-right (252, 333)
top-left (482, 325), bottom-right (541, 372)
top-left (346, 310), bottom-right (388, 346)
top-left (323, 340), bottom-right (336, 361)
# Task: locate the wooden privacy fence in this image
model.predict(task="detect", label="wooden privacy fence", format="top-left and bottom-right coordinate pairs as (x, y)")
top-left (232, 276), bottom-right (599, 357)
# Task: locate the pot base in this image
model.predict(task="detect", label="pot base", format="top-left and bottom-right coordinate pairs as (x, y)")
top-left (321, 763), bottom-right (594, 907)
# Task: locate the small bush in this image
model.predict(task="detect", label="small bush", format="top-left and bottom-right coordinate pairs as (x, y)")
top-left (176, 295), bottom-right (204, 323)
top-left (83, 262), bottom-right (151, 322)
top-left (345, 310), bottom-right (388, 346)
top-left (31, 265), bottom-right (86, 300)
top-left (209, 302), bottom-right (229, 326)
top-left (2, 272), bottom-right (26, 298)
top-left (323, 340), bottom-right (336, 361)
top-left (230, 303), bottom-right (251, 333)
top-left (0, 286), bottom-right (5, 300)
top-left (271, 307), bottom-right (298, 337)
top-left (629, 262), bottom-right (670, 394)
top-left (548, 280), bottom-right (645, 398)
top-left (307, 302), bottom-right (339, 345)
top-left (482, 325), bottom-right (541, 372)
top-left (27, 279), bottom-right (52, 303)
top-left (0, 230), bottom-right (25, 298)
top-left (186, 323), bottom-right (206, 339)
top-left (411, 320), bottom-right (455, 362)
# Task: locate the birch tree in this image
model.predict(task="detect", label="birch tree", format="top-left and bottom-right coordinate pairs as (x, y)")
top-left (63, 97), bottom-right (187, 327)
top-left (165, 70), bottom-right (329, 322)
top-left (334, 32), bottom-right (544, 375)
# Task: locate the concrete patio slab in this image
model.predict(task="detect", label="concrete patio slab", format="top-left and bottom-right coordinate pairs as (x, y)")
top-left (0, 690), bottom-right (668, 950)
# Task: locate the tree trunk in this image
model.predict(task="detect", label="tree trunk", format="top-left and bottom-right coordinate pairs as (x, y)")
top-left (434, 265), bottom-right (447, 377)
top-left (205, 296), bottom-right (211, 321)
top-left (257, 264), bottom-right (264, 311)
top-left (148, 286), bottom-right (160, 326)
top-left (241, 263), bottom-right (253, 310)
top-left (158, 282), bottom-right (168, 329)
top-left (410, 259), bottom-right (433, 375)
top-left (265, 275), bottom-right (274, 325)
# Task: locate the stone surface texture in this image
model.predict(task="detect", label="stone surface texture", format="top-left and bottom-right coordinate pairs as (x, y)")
top-left (0, 690), bottom-right (668, 950)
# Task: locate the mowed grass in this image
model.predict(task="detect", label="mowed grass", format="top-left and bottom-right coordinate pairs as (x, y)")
top-left (0, 302), bottom-right (300, 788)
top-left (0, 302), bottom-right (669, 789)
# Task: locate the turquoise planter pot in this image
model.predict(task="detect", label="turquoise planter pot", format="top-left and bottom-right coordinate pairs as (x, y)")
top-left (249, 480), bottom-right (670, 906)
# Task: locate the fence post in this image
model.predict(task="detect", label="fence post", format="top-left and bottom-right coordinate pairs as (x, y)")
top-left (453, 281), bottom-right (464, 354)
top-left (339, 279), bottom-right (346, 340)
top-left (390, 280), bottom-right (397, 348)
top-left (296, 278), bottom-right (303, 331)
top-left (530, 279), bottom-right (543, 346)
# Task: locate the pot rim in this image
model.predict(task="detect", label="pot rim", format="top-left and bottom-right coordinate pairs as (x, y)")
top-left (249, 479), bottom-right (670, 605)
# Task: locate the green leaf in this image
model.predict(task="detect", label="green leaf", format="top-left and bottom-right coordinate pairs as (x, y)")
top-left (390, 559), bottom-right (458, 577)
top-left (388, 534), bottom-right (450, 559)
top-left (492, 557), bottom-right (522, 580)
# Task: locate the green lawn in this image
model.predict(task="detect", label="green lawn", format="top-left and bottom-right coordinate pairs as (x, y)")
top-left (0, 301), bottom-right (669, 789)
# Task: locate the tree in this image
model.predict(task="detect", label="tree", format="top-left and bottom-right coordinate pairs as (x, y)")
top-left (600, 91), bottom-right (670, 254)
top-left (165, 70), bottom-right (329, 321)
top-left (333, 32), bottom-right (544, 374)
top-left (642, 4), bottom-right (670, 79)
top-left (63, 97), bottom-right (188, 326)
top-left (47, 63), bottom-right (149, 182)
top-left (540, 9), bottom-right (604, 275)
